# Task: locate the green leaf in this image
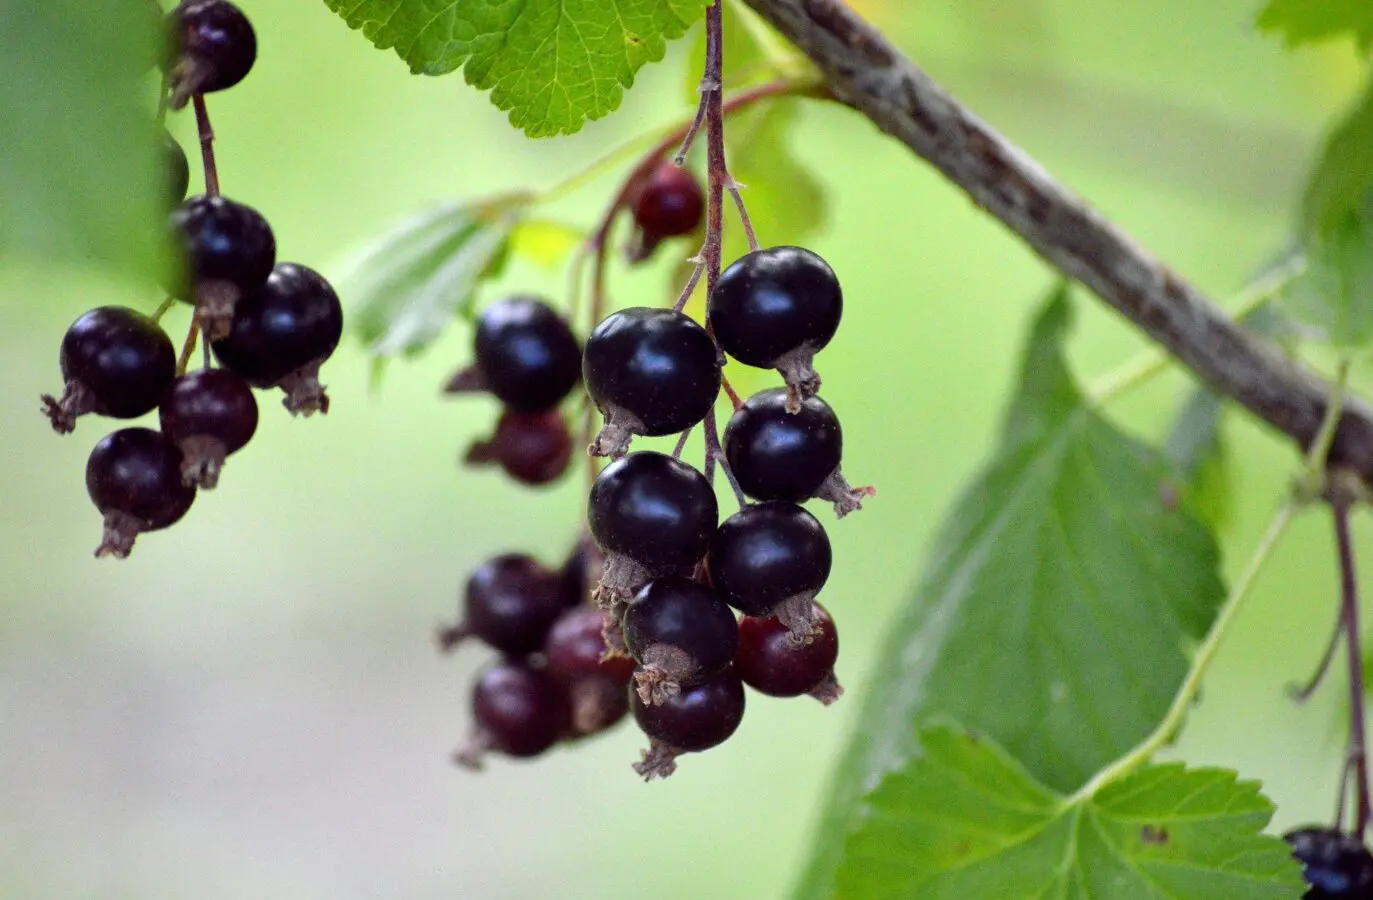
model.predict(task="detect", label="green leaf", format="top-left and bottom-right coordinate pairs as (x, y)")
top-left (795, 288), bottom-right (1225, 899)
top-left (1257, 0), bottom-right (1373, 53)
top-left (1284, 204), bottom-right (1373, 350)
top-left (1302, 82), bottom-right (1373, 234)
top-left (2, 1), bottom-right (164, 281)
top-left (834, 725), bottom-right (1304, 900)
top-left (341, 194), bottom-right (531, 361)
top-left (321, 0), bottom-right (709, 137)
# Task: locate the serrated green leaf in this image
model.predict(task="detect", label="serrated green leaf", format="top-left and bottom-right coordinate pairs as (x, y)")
top-left (341, 194), bottom-right (531, 361)
top-left (795, 287), bottom-right (1225, 899)
top-left (1303, 82), bottom-right (1373, 234)
top-left (1257, 0), bottom-right (1373, 53)
top-left (834, 725), bottom-right (1304, 900)
top-left (2, 1), bottom-right (164, 282)
top-left (1284, 204), bottom-right (1373, 350)
top-left (321, 0), bottom-right (709, 137)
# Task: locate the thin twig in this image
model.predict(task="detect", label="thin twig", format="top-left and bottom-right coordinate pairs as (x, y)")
top-left (176, 324), bottom-right (200, 376)
top-left (1288, 612), bottom-right (1345, 702)
top-left (672, 259), bottom-right (707, 313)
top-left (150, 296), bottom-right (176, 324)
top-left (728, 186), bottom-right (760, 252)
top-left (191, 94), bottom-right (219, 197)
top-left (1333, 497), bottom-right (1371, 835)
top-left (699, 0), bottom-right (729, 487)
top-left (672, 426), bottom-right (694, 459)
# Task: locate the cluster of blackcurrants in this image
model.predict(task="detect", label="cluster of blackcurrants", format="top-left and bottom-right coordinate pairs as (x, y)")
top-left (441, 160), bottom-right (869, 779)
top-left (1286, 826), bottom-right (1373, 899)
top-left (41, 0), bottom-right (343, 558)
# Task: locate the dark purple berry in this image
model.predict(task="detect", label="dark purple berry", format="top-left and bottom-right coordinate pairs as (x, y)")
top-left (710, 246), bottom-right (842, 404)
top-left (41, 307), bottom-right (176, 434)
top-left (559, 537), bottom-right (604, 610)
top-left (623, 577), bottom-right (739, 705)
top-left (86, 427), bottom-right (197, 558)
top-left (708, 501), bottom-right (831, 641)
top-left (211, 262), bottom-right (343, 416)
top-left (587, 452), bottom-right (718, 604)
top-left (464, 410), bottom-right (571, 487)
top-left (158, 368), bottom-right (258, 489)
top-left (545, 605), bottom-right (635, 737)
top-left (168, 195), bottom-right (276, 339)
top-left (455, 660), bottom-right (572, 768)
top-left (724, 388), bottom-right (873, 517)
top-left (582, 308), bottom-right (722, 456)
top-left (446, 297), bottom-right (581, 413)
top-left (631, 668), bottom-right (745, 781)
top-left (165, 0), bottom-right (257, 108)
top-left (1285, 827), bottom-right (1373, 899)
top-left (736, 604), bottom-right (842, 704)
top-left (437, 554), bottom-right (564, 657)
top-left (164, 132), bottom-right (190, 207)
top-left (628, 162), bottom-right (704, 261)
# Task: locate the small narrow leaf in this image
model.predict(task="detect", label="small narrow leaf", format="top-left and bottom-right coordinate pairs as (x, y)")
top-left (321, 0), bottom-right (709, 137)
top-left (1283, 203), bottom-right (1373, 350)
top-left (795, 287), bottom-right (1225, 899)
top-left (341, 194), bottom-right (531, 361)
top-left (834, 725), bottom-right (1304, 900)
top-left (1257, 0), bottom-right (1373, 53)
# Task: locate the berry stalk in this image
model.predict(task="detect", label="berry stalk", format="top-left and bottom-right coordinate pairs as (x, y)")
top-left (191, 93), bottom-right (220, 197)
top-left (1334, 496), bottom-right (1371, 835)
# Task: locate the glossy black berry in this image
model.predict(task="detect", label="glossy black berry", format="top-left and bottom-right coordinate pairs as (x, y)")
top-left (168, 195), bottom-right (276, 337)
top-left (42, 306), bottom-right (176, 434)
top-left (163, 132), bottom-right (190, 207)
top-left (455, 660), bottom-right (572, 768)
top-left (724, 388), bottom-right (872, 516)
top-left (628, 162), bottom-right (704, 261)
top-left (165, 0), bottom-right (257, 108)
top-left (587, 452), bottom-right (718, 603)
top-left (86, 427), bottom-right (197, 558)
top-left (464, 410), bottom-right (571, 487)
top-left (708, 501), bottom-right (832, 639)
top-left (582, 308), bottom-right (722, 456)
top-left (1285, 827), bottom-right (1373, 899)
top-left (159, 368), bottom-right (259, 489)
top-left (545, 605), bottom-right (635, 737)
top-left (447, 297), bottom-right (580, 413)
top-left (211, 262), bottom-right (343, 415)
top-left (623, 577), bottom-right (739, 705)
top-left (710, 246), bottom-right (841, 403)
top-left (437, 554), bottom-right (565, 658)
top-left (736, 603), bottom-right (842, 704)
top-left (631, 668), bottom-right (745, 780)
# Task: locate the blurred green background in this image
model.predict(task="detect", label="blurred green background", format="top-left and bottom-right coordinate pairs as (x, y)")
top-left (0, 1), bottom-right (1367, 897)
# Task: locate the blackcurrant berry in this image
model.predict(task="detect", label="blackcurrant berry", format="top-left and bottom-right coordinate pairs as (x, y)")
top-left (437, 554), bottom-right (565, 657)
top-left (735, 604), bottom-right (843, 704)
top-left (86, 427), bottom-right (197, 558)
top-left (165, 0), bottom-right (257, 109)
top-left (545, 605), bottom-right (635, 737)
top-left (587, 452), bottom-right (718, 604)
top-left (455, 660), bottom-right (572, 769)
top-left (709, 246), bottom-right (842, 405)
top-left (446, 297), bottom-right (581, 413)
top-left (582, 308), bottom-right (722, 456)
top-left (628, 162), bottom-right (704, 261)
top-left (168, 195), bottom-right (276, 339)
top-left (164, 131), bottom-right (190, 207)
top-left (559, 536), bottom-right (605, 610)
top-left (623, 577), bottom-right (739, 705)
top-left (159, 368), bottom-right (258, 489)
top-left (41, 306), bottom-right (176, 434)
top-left (211, 262), bottom-right (343, 416)
top-left (724, 388), bottom-right (874, 517)
top-left (708, 501), bottom-right (832, 641)
top-left (631, 668), bottom-right (745, 781)
top-left (464, 410), bottom-right (571, 487)
top-left (1285, 827), bottom-right (1373, 899)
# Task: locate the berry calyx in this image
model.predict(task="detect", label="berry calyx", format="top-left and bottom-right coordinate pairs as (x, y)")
top-left (735, 604), bottom-right (843, 704)
top-left (708, 501), bottom-right (832, 641)
top-left (159, 368), bottom-right (259, 489)
top-left (709, 246), bottom-right (842, 406)
top-left (41, 306), bottom-right (176, 434)
top-left (446, 297), bottom-right (581, 413)
top-left (623, 577), bottom-right (739, 705)
top-left (631, 668), bottom-right (745, 781)
top-left (1284, 827), bottom-right (1373, 899)
top-left (724, 388), bottom-right (874, 517)
top-left (544, 606), bottom-right (636, 736)
top-left (165, 0), bottom-right (257, 109)
top-left (437, 554), bottom-right (565, 657)
top-left (582, 308), bottom-right (722, 457)
top-left (455, 660), bottom-right (572, 768)
top-left (587, 452), bottom-right (719, 606)
top-left (169, 195), bottom-right (277, 339)
top-left (464, 409), bottom-right (572, 487)
top-left (86, 427), bottom-right (197, 558)
top-left (211, 262), bottom-right (343, 415)
top-left (628, 162), bottom-right (705, 261)
top-left (164, 131), bottom-right (190, 207)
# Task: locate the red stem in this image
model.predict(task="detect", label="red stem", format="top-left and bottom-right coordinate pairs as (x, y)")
top-left (1334, 498), bottom-right (1370, 835)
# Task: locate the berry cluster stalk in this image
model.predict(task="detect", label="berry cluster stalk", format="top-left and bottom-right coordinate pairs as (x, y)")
top-left (1334, 497), bottom-right (1371, 834)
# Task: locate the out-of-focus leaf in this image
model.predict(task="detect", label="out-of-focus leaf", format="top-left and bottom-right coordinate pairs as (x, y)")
top-left (510, 220), bottom-right (586, 269)
top-left (1257, 0), bottom-right (1373, 53)
top-left (1284, 203), bottom-right (1373, 351)
top-left (1302, 82), bottom-right (1373, 235)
